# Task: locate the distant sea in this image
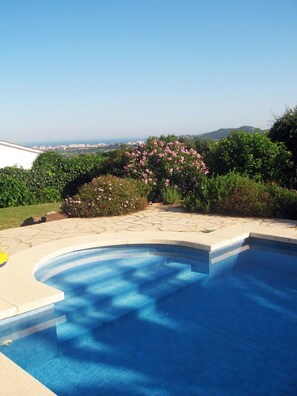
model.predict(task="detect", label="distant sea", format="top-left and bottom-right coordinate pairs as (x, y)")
top-left (23, 137), bottom-right (147, 148)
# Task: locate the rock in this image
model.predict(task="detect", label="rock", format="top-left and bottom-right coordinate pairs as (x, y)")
top-left (21, 216), bottom-right (42, 226)
top-left (41, 212), bottom-right (68, 222)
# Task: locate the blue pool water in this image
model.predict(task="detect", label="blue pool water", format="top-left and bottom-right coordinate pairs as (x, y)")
top-left (1, 240), bottom-right (297, 395)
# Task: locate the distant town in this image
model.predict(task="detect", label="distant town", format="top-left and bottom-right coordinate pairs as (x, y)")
top-left (31, 141), bottom-right (145, 156)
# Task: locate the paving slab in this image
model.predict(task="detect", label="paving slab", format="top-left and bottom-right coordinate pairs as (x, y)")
top-left (1, 205), bottom-right (296, 255)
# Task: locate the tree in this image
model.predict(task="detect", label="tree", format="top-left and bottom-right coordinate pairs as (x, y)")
top-left (209, 131), bottom-right (292, 185)
top-left (269, 106), bottom-right (297, 187)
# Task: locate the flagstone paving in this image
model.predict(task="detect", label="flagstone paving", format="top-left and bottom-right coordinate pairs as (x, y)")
top-left (1, 204), bottom-right (296, 255)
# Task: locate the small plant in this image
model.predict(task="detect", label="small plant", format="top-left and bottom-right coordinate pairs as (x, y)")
top-left (161, 187), bottom-right (182, 205)
top-left (61, 175), bottom-right (148, 217)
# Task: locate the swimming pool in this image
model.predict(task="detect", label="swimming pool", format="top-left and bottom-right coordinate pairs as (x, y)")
top-left (1, 239), bottom-right (297, 395)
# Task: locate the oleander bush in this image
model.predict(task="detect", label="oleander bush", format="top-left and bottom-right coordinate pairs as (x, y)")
top-left (124, 137), bottom-right (208, 200)
top-left (61, 175), bottom-right (148, 217)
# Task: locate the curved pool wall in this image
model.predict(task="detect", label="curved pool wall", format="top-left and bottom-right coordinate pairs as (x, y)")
top-left (1, 227), bottom-right (297, 395)
top-left (0, 237), bottom-right (297, 395)
top-left (1, 237), bottom-right (296, 355)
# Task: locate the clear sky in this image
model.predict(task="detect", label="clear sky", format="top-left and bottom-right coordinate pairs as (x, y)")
top-left (1, 0), bottom-right (297, 144)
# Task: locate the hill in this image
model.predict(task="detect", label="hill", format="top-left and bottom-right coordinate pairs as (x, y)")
top-left (190, 126), bottom-right (266, 140)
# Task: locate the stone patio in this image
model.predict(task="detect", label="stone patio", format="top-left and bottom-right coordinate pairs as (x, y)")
top-left (1, 204), bottom-right (296, 256)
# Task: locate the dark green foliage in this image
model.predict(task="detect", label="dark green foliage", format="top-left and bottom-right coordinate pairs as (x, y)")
top-left (35, 187), bottom-right (62, 204)
top-left (208, 131), bottom-right (292, 185)
top-left (61, 175), bottom-right (148, 217)
top-left (215, 175), bottom-right (272, 217)
top-left (0, 177), bottom-right (35, 208)
top-left (0, 153), bottom-right (108, 207)
top-left (0, 166), bottom-right (30, 184)
top-left (269, 105), bottom-right (297, 187)
top-left (0, 167), bottom-right (34, 207)
top-left (62, 154), bottom-right (107, 196)
top-left (30, 152), bottom-right (107, 198)
top-left (100, 147), bottom-right (129, 177)
top-left (183, 173), bottom-right (271, 217)
top-left (183, 173), bottom-right (297, 219)
top-left (29, 152), bottom-right (66, 196)
top-left (269, 185), bottom-right (297, 220)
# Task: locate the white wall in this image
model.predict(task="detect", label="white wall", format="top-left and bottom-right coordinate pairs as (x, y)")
top-left (0, 143), bottom-right (41, 169)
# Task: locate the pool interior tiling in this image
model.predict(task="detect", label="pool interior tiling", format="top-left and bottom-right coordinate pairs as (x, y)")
top-left (1, 242), bottom-right (297, 395)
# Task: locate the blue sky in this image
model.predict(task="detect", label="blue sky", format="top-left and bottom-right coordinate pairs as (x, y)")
top-left (1, 0), bottom-right (296, 144)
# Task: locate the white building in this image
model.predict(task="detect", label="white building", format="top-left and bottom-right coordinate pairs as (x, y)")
top-left (0, 140), bottom-right (43, 169)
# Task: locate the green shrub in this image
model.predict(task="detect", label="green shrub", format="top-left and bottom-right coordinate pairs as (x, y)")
top-left (217, 177), bottom-right (272, 217)
top-left (61, 154), bottom-right (107, 196)
top-left (29, 152), bottom-right (66, 195)
top-left (0, 166), bottom-right (30, 184)
top-left (29, 152), bottom-right (107, 199)
top-left (161, 187), bottom-right (182, 205)
top-left (0, 177), bottom-right (35, 208)
top-left (183, 176), bottom-right (213, 213)
top-left (61, 175), bottom-right (148, 217)
top-left (209, 131), bottom-right (292, 186)
top-left (269, 185), bottom-right (297, 219)
top-left (127, 179), bottom-right (153, 200)
top-left (35, 187), bottom-right (62, 203)
top-left (184, 173), bottom-right (273, 217)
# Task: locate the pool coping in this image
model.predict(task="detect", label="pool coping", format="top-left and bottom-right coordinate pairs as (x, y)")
top-left (0, 222), bottom-right (297, 395)
top-left (1, 222), bottom-right (297, 321)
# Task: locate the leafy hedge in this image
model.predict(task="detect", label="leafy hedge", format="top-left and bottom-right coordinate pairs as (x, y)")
top-left (183, 173), bottom-right (297, 219)
top-left (61, 175), bottom-right (148, 217)
top-left (0, 153), bottom-right (108, 208)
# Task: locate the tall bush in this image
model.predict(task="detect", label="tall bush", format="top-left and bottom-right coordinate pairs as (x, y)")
top-left (124, 137), bottom-right (208, 199)
top-left (269, 105), bottom-right (297, 187)
top-left (209, 131), bottom-right (292, 185)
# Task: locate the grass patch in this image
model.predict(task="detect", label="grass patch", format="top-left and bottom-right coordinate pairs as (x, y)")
top-left (0, 202), bottom-right (61, 231)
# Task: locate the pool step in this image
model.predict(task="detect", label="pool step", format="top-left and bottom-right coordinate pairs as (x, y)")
top-left (48, 256), bottom-right (166, 296)
top-left (36, 247), bottom-right (154, 284)
top-left (55, 262), bottom-right (191, 320)
top-left (56, 264), bottom-right (204, 352)
top-left (62, 256), bottom-right (167, 299)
